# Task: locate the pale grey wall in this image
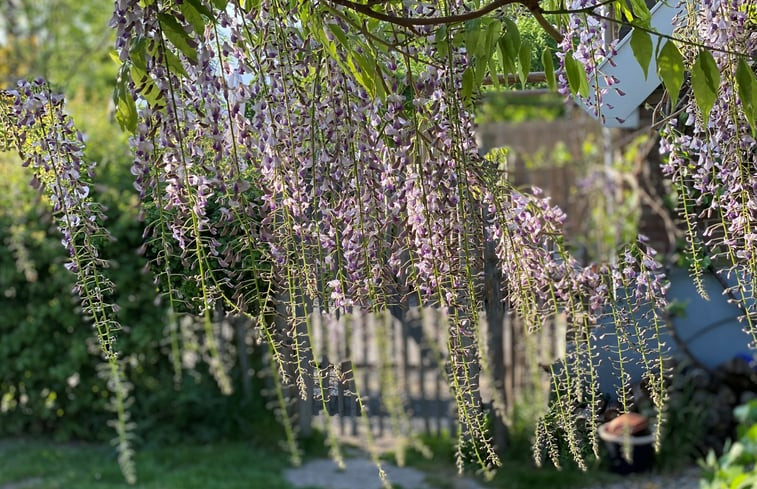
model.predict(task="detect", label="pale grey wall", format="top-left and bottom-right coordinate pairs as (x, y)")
top-left (594, 266), bottom-right (752, 397)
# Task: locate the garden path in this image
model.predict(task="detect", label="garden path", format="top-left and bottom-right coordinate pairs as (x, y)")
top-left (285, 457), bottom-right (702, 489)
top-left (284, 456), bottom-right (486, 489)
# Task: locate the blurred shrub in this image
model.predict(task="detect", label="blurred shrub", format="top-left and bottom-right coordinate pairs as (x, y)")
top-left (0, 96), bottom-right (275, 445)
top-left (477, 91), bottom-right (565, 124)
top-left (700, 399), bottom-right (757, 489)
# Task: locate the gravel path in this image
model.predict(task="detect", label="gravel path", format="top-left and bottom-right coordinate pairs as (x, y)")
top-left (284, 457), bottom-right (486, 489)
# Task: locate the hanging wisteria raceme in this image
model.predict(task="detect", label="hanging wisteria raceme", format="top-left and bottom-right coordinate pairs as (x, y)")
top-left (0, 80), bottom-right (136, 484)
top-left (106, 0), bottom-right (497, 471)
top-left (485, 180), bottom-right (670, 467)
top-left (109, 0), bottom-right (506, 470)
top-left (555, 0), bottom-right (620, 124)
top-left (112, 0), bottom-right (271, 396)
top-left (609, 242), bottom-right (669, 446)
top-left (659, 0), bottom-right (757, 341)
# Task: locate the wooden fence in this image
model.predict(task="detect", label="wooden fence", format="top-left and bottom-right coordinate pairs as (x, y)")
top-left (296, 306), bottom-right (566, 447)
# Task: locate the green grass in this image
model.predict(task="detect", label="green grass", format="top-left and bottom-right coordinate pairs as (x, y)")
top-left (0, 439), bottom-right (313, 489)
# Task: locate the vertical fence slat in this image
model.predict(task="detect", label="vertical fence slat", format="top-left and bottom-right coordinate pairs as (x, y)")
top-left (504, 313), bottom-right (514, 418)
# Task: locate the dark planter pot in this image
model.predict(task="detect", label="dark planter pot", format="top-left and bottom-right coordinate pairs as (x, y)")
top-left (598, 422), bottom-right (655, 475)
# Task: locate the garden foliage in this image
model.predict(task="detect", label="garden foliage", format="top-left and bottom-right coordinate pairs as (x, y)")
top-left (701, 399), bottom-right (757, 489)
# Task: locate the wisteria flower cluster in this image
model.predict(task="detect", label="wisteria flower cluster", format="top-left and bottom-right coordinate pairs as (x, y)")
top-left (486, 179), bottom-right (669, 467)
top-left (659, 0), bottom-right (757, 341)
top-left (555, 0), bottom-right (620, 124)
top-left (0, 80), bottom-right (135, 484)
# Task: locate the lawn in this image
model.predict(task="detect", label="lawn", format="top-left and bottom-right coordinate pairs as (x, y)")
top-left (0, 439), bottom-right (312, 489)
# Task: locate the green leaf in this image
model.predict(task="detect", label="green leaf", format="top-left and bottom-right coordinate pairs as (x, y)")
top-left (497, 18), bottom-right (521, 82)
top-left (578, 70), bottom-right (589, 98)
top-left (157, 13), bottom-right (198, 63)
top-left (211, 0), bottom-right (228, 9)
top-left (435, 25), bottom-right (449, 59)
top-left (462, 66), bottom-right (474, 103)
top-left (474, 61), bottom-right (488, 88)
top-left (501, 17), bottom-right (520, 63)
top-left (464, 20), bottom-right (483, 59)
top-left (542, 47), bottom-right (556, 91)
top-left (179, 2), bottom-right (206, 36)
top-left (346, 59), bottom-right (372, 97)
top-left (746, 423), bottom-right (757, 443)
top-left (484, 19), bottom-right (502, 57)
top-left (113, 63), bottom-right (128, 102)
top-left (117, 97), bottom-right (138, 131)
top-left (736, 57), bottom-right (757, 135)
top-left (108, 49), bottom-right (123, 67)
top-left (164, 49), bottom-right (189, 79)
top-left (131, 65), bottom-right (165, 110)
top-left (657, 41), bottom-right (684, 107)
top-left (518, 39), bottom-right (531, 89)
top-left (628, 0), bottom-right (651, 24)
top-left (564, 53), bottom-right (588, 98)
top-left (326, 24), bottom-right (379, 96)
top-left (115, 95), bottom-right (136, 133)
top-left (185, 0), bottom-right (216, 19)
top-left (352, 51), bottom-right (383, 99)
top-left (734, 399), bottom-right (757, 424)
top-left (691, 50), bottom-right (721, 124)
top-left (488, 57), bottom-right (501, 89)
top-left (618, 0), bottom-right (634, 22)
top-left (498, 38), bottom-right (515, 80)
top-left (114, 66), bottom-right (137, 133)
top-left (630, 29), bottom-right (653, 79)
top-left (312, 23), bottom-right (337, 59)
top-left (730, 473), bottom-right (750, 489)
top-left (129, 37), bottom-right (149, 71)
top-left (327, 23), bottom-right (350, 47)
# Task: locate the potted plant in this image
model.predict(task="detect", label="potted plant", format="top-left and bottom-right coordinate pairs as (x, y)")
top-left (598, 412), bottom-right (656, 474)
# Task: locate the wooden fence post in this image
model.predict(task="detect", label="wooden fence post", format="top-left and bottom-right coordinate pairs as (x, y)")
top-left (234, 315), bottom-right (253, 400)
top-left (484, 213), bottom-right (510, 455)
